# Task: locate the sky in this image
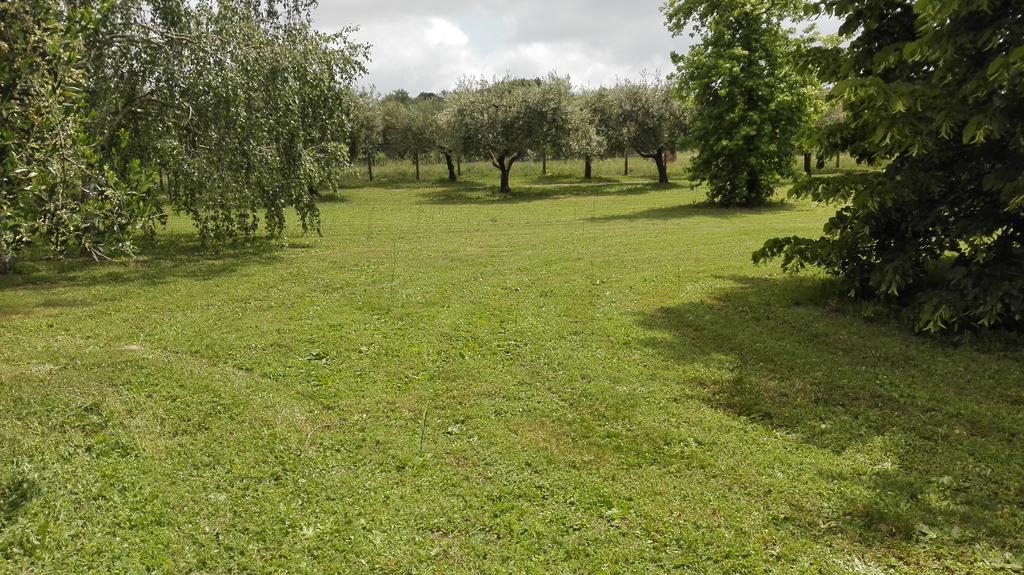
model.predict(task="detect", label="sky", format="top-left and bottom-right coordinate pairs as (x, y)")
top-left (312, 1), bottom-right (688, 95)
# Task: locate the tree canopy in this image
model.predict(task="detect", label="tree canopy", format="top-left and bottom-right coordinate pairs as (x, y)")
top-left (444, 76), bottom-right (573, 194)
top-left (665, 0), bottom-right (817, 204)
top-left (755, 0), bottom-right (1024, 332)
top-left (611, 80), bottom-right (686, 185)
top-left (1, 0), bottom-right (368, 273)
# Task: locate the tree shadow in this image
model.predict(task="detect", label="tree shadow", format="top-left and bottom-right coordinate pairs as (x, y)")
top-left (316, 193), bottom-right (351, 204)
top-left (421, 181), bottom-right (681, 205)
top-left (591, 200), bottom-right (797, 222)
top-left (638, 275), bottom-right (1024, 553)
top-left (0, 231), bottom-right (285, 298)
top-left (520, 173), bottom-right (620, 185)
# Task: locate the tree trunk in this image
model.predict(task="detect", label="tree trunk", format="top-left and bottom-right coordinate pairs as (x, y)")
top-left (746, 170), bottom-right (761, 204)
top-left (445, 152), bottom-right (457, 182)
top-left (803, 152), bottom-right (812, 175)
top-left (542, 151), bottom-right (547, 176)
top-left (836, 155), bottom-right (841, 169)
top-left (367, 155), bottom-right (374, 181)
top-left (500, 167), bottom-right (511, 194)
top-left (655, 149), bottom-right (669, 185)
top-left (584, 156), bottom-right (593, 179)
top-left (457, 156), bottom-right (462, 177)
top-left (414, 154), bottom-right (420, 180)
top-left (624, 151), bottom-right (629, 176)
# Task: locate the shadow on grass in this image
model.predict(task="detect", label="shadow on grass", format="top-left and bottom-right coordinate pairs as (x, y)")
top-left (422, 181), bottom-right (681, 205)
top-left (316, 193), bottom-right (351, 204)
top-left (592, 200), bottom-right (798, 222)
top-left (638, 275), bottom-right (1024, 553)
top-left (0, 231), bottom-right (285, 297)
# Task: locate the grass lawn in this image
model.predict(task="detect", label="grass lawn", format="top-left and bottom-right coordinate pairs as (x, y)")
top-left (2, 158), bottom-right (1022, 573)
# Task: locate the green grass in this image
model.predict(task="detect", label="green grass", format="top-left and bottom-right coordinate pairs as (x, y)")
top-left (2, 159), bottom-right (1022, 573)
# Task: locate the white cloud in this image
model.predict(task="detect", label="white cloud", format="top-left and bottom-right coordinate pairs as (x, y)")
top-left (315, 0), bottom-right (685, 94)
top-left (424, 17), bottom-right (469, 48)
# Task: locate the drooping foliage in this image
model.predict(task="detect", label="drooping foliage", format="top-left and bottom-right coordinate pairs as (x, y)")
top-left (1, 0), bottom-right (163, 273)
top-left (84, 0), bottom-right (368, 242)
top-left (664, 0), bottom-right (817, 205)
top-left (755, 0), bottom-right (1024, 332)
top-left (2, 0), bottom-right (368, 272)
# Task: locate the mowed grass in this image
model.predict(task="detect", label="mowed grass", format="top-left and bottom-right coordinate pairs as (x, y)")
top-left (1, 158), bottom-right (1022, 573)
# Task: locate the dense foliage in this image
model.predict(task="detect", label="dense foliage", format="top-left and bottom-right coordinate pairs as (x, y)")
top-left (85, 0), bottom-right (368, 241)
top-left (1, 0), bottom-right (163, 273)
top-left (1, 0), bottom-right (367, 273)
top-left (664, 0), bottom-right (816, 205)
top-left (755, 0), bottom-right (1024, 332)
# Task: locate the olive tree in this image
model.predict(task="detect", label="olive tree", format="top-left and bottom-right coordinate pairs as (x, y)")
top-left (445, 75), bottom-right (574, 194)
top-left (417, 95), bottom-right (460, 182)
top-left (612, 80), bottom-right (686, 185)
top-left (381, 99), bottom-right (433, 180)
top-left (348, 89), bottom-right (383, 181)
top-left (582, 88), bottom-right (629, 177)
top-left (664, 0), bottom-right (816, 205)
top-left (566, 96), bottom-right (607, 180)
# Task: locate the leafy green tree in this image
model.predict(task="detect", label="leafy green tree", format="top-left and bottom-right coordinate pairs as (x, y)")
top-left (756, 0), bottom-right (1024, 332)
top-left (612, 80), bottom-right (686, 185)
top-left (348, 89), bottom-right (383, 182)
top-left (83, 0), bottom-right (368, 242)
top-left (664, 0), bottom-right (816, 204)
top-left (1, 0), bottom-right (162, 274)
top-left (445, 76), bottom-right (574, 194)
top-left (582, 88), bottom-right (629, 177)
top-left (565, 98), bottom-right (607, 180)
top-left (416, 95), bottom-right (460, 182)
top-left (381, 99), bottom-right (433, 180)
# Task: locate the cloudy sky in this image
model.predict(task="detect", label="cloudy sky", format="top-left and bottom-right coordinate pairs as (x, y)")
top-left (312, 1), bottom-right (688, 95)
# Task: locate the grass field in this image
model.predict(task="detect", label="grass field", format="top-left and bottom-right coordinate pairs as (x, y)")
top-left (1, 158), bottom-right (1022, 573)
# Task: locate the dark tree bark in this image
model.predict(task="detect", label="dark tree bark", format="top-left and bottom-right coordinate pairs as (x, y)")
top-left (836, 155), bottom-right (841, 169)
top-left (624, 151), bottom-right (630, 176)
top-left (816, 154), bottom-right (826, 170)
top-left (803, 152), bottom-right (812, 175)
top-left (367, 155), bottom-right (374, 181)
top-left (492, 152), bottom-right (521, 193)
top-left (500, 166), bottom-right (511, 193)
top-left (445, 152), bottom-right (457, 182)
top-left (655, 149), bottom-right (668, 184)
top-left (584, 156), bottom-right (593, 179)
top-left (639, 148), bottom-right (669, 185)
top-left (542, 151), bottom-right (547, 175)
top-left (745, 170), bottom-right (762, 203)
top-left (414, 153), bottom-right (420, 180)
